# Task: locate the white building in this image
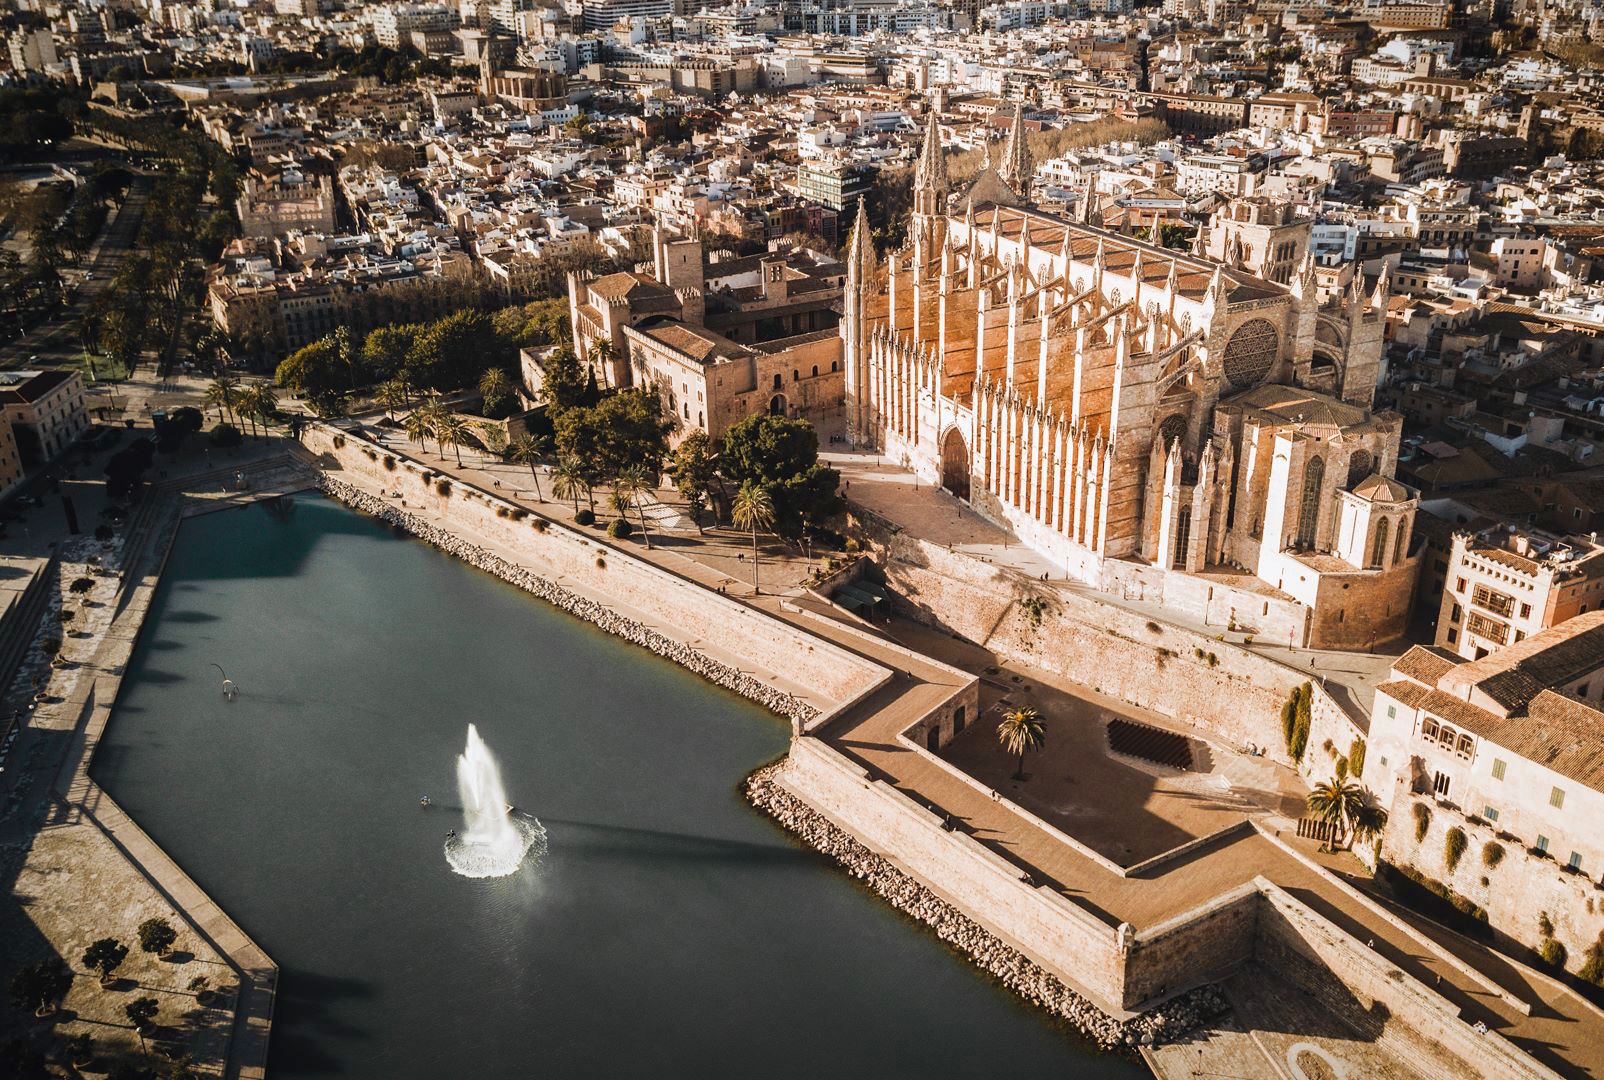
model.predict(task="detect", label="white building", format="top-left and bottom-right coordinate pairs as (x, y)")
top-left (1435, 526), bottom-right (1604, 661)
top-left (1371, 612), bottom-right (1604, 879)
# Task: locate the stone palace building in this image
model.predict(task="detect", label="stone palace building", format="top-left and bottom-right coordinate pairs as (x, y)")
top-left (841, 109), bottom-right (1421, 648)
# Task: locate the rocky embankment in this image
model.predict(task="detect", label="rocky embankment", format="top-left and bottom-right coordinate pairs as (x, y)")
top-left (745, 763), bottom-right (1227, 1051)
top-left (319, 478), bottom-right (819, 727)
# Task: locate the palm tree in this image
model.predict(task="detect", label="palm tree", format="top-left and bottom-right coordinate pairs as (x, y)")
top-left (250, 384), bottom-right (278, 432)
top-left (437, 412), bottom-right (470, 466)
top-left (403, 408), bottom-right (431, 451)
top-left (508, 432), bottom-right (549, 501)
top-left (552, 459), bottom-right (587, 514)
top-left (233, 384), bottom-right (275, 437)
top-left (205, 373), bottom-right (239, 425)
top-left (731, 481), bottom-right (775, 594)
top-left (996, 707), bottom-right (1046, 780)
top-left (233, 384), bottom-right (260, 437)
top-left (479, 367), bottom-right (511, 413)
top-left (418, 398), bottom-right (448, 457)
top-left (377, 379), bottom-right (410, 421)
top-left (613, 467), bottom-right (656, 549)
top-left (1305, 764), bottom-right (1366, 851)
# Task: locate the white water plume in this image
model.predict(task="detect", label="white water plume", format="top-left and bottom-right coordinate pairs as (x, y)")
top-left (444, 724), bottom-right (546, 878)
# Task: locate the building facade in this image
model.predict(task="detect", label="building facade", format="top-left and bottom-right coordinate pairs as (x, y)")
top-left (1435, 527), bottom-right (1604, 660)
top-left (841, 111), bottom-right (1418, 647)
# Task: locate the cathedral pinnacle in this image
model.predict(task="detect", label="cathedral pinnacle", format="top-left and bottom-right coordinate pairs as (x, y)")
top-left (997, 103), bottom-right (1033, 200)
top-left (847, 196), bottom-right (875, 286)
top-left (915, 110), bottom-right (949, 203)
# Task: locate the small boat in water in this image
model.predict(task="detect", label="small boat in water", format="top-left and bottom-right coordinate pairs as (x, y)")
top-left (420, 795), bottom-right (431, 808)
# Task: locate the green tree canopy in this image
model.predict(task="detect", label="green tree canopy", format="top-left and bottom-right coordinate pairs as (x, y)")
top-left (275, 337), bottom-right (345, 402)
top-left (718, 414), bottom-right (841, 539)
top-left (363, 323), bottom-right (419, 382)
top-left (404, 309), bottom-right (495, 390)
top-left (553, 387), bottom-right (670, 484)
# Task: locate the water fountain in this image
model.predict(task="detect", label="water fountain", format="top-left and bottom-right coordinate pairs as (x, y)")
top-left (444, 724), bottom-right (547, 878)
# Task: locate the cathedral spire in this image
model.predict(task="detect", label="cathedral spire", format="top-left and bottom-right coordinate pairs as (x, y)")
top-left (914, 109), bottom-right (949, 206)
top-left (847, 196), bottom-right (875, 287)
top-left (1371, 260), bottom-right (1391, 309)
top-left (997, 103), bottom-right (1032, 202)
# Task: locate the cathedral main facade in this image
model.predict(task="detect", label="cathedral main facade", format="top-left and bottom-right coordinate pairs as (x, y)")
top-left (842, 112), bottom-right (1420, 649)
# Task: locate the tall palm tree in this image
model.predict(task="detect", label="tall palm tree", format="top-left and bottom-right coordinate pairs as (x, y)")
top-left (403, 408), bottom-right (431, 451)
top-left (479, 367), bottom-right (511, 412)
top-left (1306, 765), bottom-right (1368, 851)
top-left (437, 412), bottom-right (470, 466)
top-left (377, 379), bottom-right (409, 421)
top-left (552, 459), bottom-right (586, 514)
top-left (613, 467), bottom-right (656, 549)
top-left (252, 385), bottom-right (278, 431)
top-left (237, 384), bottom-right (278, 437)
top-left (205, 373), bottom-right (239, 425)
top-left (507, 432), bottom-right (549, 501)
top-left (234, 384), bottom-right (260, 437)
top-left (418, 398), bottom-right (449, 458)
top-left (996, 707), bottom-right (1046, 781)
top-left (731, 481), bottom-right (774, 594)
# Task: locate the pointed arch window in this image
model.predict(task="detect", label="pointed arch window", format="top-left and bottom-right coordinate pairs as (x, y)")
top-left (1297, 457), bottom-right (1324, 549)
top-left (1394, 520), bottom-right (1407, 565)
top-left (1372, 516), bottom-right (1391, 568)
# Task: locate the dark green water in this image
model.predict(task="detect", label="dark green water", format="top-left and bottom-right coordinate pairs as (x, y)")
top-left (94, 495), bottom-right (1143, 1078)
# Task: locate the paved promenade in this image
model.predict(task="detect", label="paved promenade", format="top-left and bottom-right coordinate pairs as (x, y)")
top-left (1, 448), bottom-right (297, 1077)
top-left (327, 427), bottom-right (1604, 1078)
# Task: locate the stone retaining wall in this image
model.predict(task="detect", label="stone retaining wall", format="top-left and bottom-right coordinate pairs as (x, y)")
top-left (745, 758), bottom-right (1228, 1051)
top-left (870, 527), bottom-right (1367, 785)
top-left (318, 477), bottom-right (820, 727)
top-left (305, 426), bottom-right (886, 714)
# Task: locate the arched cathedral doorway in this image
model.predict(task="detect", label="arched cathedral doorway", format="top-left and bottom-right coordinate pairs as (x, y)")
top-left (768, 394), bottom-right (787, 416)
top-left (941, 429), bottom-right (971, 502)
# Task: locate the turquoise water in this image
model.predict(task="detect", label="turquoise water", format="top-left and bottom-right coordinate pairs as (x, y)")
top-left (94, 495), bottom-right (1143, 1078)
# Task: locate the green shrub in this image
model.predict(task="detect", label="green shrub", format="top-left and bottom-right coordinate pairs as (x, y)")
top-left (383, 456), bottom-right (396, 470)
top-left (1349, 738), bottom-right (1366, 779)
top-left (574, 508), bottom-right (595, 526)
top-left (1288, 683), bottom-right (1312, 761)
top-left (1281, 697), bottom-right (1296, 750)
top-left (1482, 841), bottom-right (1504, 868)
top-left (435, 479), bottom-right (451, 496)
top-left (1540, 911), bottom-right (1555, 938)
top-left (208, 423), bottom-right (242, 447)
top-left (495, 506), bottom-right (508, 518)
top-left (607, 517), bottom-right (633, 538)
top-left (1445, 827), bottom-right (1467, 873)
top-left (1539, 937), bottom-right (1567, 970)
top-left (1413, 802), bottom-right (1431, 842)
top-left (1580, 933), bottom-right (1604, 986)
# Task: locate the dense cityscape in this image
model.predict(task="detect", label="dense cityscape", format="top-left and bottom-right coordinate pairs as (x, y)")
top-left (1, 0), bottom-right (1604, 1075)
